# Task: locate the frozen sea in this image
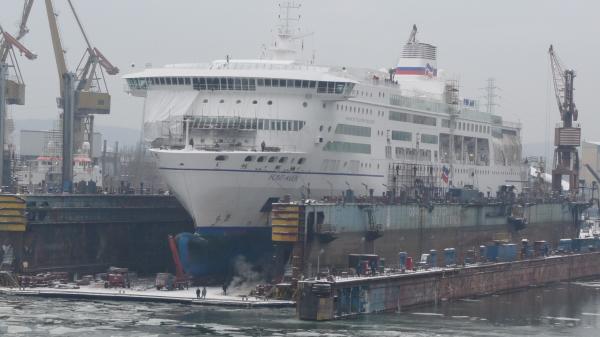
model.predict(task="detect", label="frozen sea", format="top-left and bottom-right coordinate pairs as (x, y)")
top-left (1, 279), bottom-right (599, 336)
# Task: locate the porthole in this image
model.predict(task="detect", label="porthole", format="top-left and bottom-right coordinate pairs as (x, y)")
top-left (267, 100), bottom-right (273, 105)
top-left (203, 99), bottom-right (208, 103)
top-left (257, 156), bottom-right (266, 162)
top-left (219, 99), bottom-right (224, 103)
top-left (236, 99), bottom-right (241, 104)
top-left (244, 156), bottom-right (254, 162)
top-left (215, 155), bottom-right (228, 161)
top-left (302, 102), bottom-right (308, 108)
top-left (319, 125), bottom-right (324, 132)
top-left (298, 158), bottom-right (306, 165)
top-left (252, 100), bottom-right (258, 104)
top-left (322, 103), bottom-right (326, 109)
top-left (268, 156), bottom-right (277, 163)
top-left (279, 157), bottom-right (288, 163)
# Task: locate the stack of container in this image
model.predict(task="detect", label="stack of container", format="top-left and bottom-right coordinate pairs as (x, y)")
top-left (443, 248), bottom-right (456, 267)
top-left (498, 243), bottom-right (517, 262)
top-left (558, 239), bottom-right (573, 253)
top-left (398, 252), bottom-right (407, 272)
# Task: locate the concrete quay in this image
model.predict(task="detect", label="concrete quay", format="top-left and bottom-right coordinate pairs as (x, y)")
top-left (0, 286), bottom-right (294, 309)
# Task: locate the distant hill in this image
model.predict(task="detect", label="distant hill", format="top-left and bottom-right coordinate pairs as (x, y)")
top-left (523, 142), bottom-right (553, 158)
top-left (12, 118), bottom-right (141, 149)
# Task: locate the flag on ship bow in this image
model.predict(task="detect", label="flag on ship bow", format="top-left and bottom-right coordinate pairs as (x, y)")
top-left (441, 166), bottom-right (449, 183)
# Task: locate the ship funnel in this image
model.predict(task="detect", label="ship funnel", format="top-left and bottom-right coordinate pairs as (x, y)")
top-left (395, 25), bottom-right (437, 78)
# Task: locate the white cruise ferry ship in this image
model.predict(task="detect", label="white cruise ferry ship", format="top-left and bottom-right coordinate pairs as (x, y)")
top-left (124, 3), bottom-right (523, 275)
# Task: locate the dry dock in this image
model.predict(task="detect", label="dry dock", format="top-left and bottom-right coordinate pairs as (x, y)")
top-left (297, 252), bottom-right (600, 321)
top-left (0, 194), bottom-right (193, 274)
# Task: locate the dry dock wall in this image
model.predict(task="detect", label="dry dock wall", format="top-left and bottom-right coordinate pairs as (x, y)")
top-left (300, 202), bottom-right (577, 274)
top-left (298, 252), bottom-right (600, 320)
top-left (0, 195), bottom-right (194, 274)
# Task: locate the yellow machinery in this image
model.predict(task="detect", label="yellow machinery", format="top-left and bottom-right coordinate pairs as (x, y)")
top-left (0, 195), bottom-right (26, 232)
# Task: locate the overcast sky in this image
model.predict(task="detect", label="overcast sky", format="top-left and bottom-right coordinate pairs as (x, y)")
top-left (2, 0), bottom-right (599, 156)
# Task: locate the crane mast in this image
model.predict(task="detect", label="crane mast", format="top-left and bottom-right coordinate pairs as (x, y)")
top-left (44, 0), bottom-right (119, 192)
top-left (548, 44), bottom-right (580, 195)
top-left (0, 0), bottom-right (36, 190)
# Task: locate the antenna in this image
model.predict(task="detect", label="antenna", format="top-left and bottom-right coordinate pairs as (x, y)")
top-left (277, 1), bottom-right (301, 37)
top-left (269, 2), bottom-right (312, 60)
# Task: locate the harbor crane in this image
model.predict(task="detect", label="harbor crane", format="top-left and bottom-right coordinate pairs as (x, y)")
top-left (44, 0), bottom-right (119, 192)
top-left (0, 0), bottom-right (36, 189)
top-left (548, 45), bottom-right (580, 195)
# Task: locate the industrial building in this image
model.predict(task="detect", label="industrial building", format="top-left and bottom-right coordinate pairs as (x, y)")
top-left (581, 141), bottom-right (600, 187)
top-left (19, 129), bottom-right (102, 160)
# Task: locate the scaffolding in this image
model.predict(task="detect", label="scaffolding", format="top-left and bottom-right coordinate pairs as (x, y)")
top-left (387, 162), bottom-right (447, 203)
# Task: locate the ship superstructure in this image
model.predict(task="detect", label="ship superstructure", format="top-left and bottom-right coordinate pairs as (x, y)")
top-left (124, 3), bottom-right (524, 275)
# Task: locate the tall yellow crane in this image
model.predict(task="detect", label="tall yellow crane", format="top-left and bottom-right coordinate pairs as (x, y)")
top-left (0, 0), bottom-right (36, 190)
top-left (44, 0), bottom-right (119, 192)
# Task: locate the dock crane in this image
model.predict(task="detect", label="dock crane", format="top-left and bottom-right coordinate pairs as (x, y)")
top-left (548, 45), bottom-right (581, 195)
top-left (0, 0), bottom-right (36, 189)
top-left (44, 0), bottom-right (119, 192)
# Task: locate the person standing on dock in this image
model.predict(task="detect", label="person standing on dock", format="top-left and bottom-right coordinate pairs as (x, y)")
top-left (196, 288), bottom-right (200, 299)
top-left (201, 286), bottom-right (207, 299)
top-left (222, 283), bottom-right (228, 295)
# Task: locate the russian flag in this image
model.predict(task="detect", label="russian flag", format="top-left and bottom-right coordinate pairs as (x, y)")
top-left (395, 67), bottom-right (426, 75)
top-left (441, 166), bottom-right (449, 183)
top-left (395, 63), bottom-right (437, 77)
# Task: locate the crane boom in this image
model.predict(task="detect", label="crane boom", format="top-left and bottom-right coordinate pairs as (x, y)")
top-left (94, 47), bottom-right (119, 75)
top-left (16, 0), bottom-right (35, 40)
top-left (548, 45), bottom-right (564, 119)
top-left (548, 44), bottom-right (578, 124)
top-left (1, 31), bottom-right (37, 60)
top-left (0, 0), bottom-right (35, 62)
top-left (45, 0), bottom-right (68, 96)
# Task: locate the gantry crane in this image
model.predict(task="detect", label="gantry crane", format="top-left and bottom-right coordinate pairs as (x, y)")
top-left (45, 0), bottom-right (119, 192)
top-left (548, 45), bottom-right (580, 195)
top-left (0, 0), bottom-right (36, 189)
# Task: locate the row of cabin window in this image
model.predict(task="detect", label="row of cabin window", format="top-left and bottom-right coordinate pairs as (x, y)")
top-left (389, 110), bottom-right (437, 127)
top-left (128, 76), bottom-right (349, 94)
top-left (391, 131), bottom-right (438, 144)
top-left (457, 121), bottom-right (490, 134)
top-left (336, 103), bottom-right (379, 116)
top-left (244, 156), bottom-right (307, 165)
top-left (392, 147), bottom-right (435, 161)
top-left (388, 164), bottom-right (519, 177)
top-left (323, 141), bottom-right (371, 154)
top-left (189, 117), bottom-right (305, 131)
top-left (352, 89), bottom-right (385, 98)
top-left (216, 155), bottom-right (306, 165)
top-left (334, 124), bottom-right (371, 137)
top-left (441, 118), bottom-right (491, 134)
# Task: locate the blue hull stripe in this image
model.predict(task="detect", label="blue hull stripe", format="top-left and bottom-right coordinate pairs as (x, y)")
top-left (159, 167), bottom-right (384, 178)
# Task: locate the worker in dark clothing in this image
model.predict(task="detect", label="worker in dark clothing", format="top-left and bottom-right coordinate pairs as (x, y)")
top-left (261, 141), bottom-right (266, 152)
top-left (202, 286), bottom-right (207, 299)
top-left (196, 288), bottom-right (200, 299)
top-left (222, 283), bottom-right (228, 295)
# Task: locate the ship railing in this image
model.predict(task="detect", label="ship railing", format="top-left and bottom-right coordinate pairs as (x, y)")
top-left (503, 121), bottom-right (523, 129)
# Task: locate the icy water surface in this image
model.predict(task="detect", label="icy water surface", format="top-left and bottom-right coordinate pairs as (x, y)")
top-left (1, 279), bottom-right (600, 336)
